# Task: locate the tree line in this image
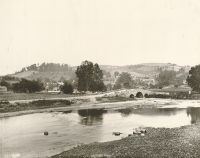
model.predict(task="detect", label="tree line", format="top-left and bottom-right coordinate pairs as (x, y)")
top-left (1, 62), bottom-right (200, 94)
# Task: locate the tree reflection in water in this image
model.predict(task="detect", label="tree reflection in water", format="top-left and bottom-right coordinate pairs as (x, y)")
top-left (187, 107), bottom-right (200, 124)
top-left (62, 110), bottom-right (72, 114)
top-left (117, 108), bottom-right (184, 117)
top-left (78, 109), bottom-right (107, 126)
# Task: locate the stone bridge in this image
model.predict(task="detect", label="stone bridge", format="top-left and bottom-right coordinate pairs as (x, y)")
top-left (105, 89), bottom-right (152, 98)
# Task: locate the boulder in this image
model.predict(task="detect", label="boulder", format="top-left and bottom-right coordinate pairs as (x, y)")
top-left (44, 131), bottom-right (48, 136)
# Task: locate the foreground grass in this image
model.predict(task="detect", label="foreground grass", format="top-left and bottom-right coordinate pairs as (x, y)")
top-left (52, 123), bottom-right (200, 158)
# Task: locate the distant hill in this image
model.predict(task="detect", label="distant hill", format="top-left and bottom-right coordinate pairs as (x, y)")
top-left (100, 63), bottom-right (190, 78)
top-left (9, 62), bottom-right (190, 82)
top-left (12, 63), bottom-right (76, 82)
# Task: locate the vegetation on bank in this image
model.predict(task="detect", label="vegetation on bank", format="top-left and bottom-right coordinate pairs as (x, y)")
top-left (187, 65), bottom-right (200, 93)
top-left (0, 93), bottom-right (80, 101)
top-left (0, 99), bottom-right (72, 113)
top-left (60, 81), bottom-right (74, 94)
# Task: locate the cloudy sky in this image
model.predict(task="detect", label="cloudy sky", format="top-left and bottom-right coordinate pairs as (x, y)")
top-left (0, 0), bottom-right (200, 75)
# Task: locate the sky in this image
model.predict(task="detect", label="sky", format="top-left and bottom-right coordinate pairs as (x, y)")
top-left (0, 0), bottom-right (200, 75)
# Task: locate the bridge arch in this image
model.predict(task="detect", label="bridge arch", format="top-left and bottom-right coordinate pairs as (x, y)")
top-left (129, 94), bottom-right (135, 98)
top-left (136, 92), bottom-right (143, 98)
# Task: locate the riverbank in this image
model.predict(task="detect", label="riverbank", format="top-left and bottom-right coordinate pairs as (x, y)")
top-left (52, 123), bottom-right (200, 158)
top-left (0, 96), bottom-right (179, 118)
top-left (0, 92), bottom-right (86, 101)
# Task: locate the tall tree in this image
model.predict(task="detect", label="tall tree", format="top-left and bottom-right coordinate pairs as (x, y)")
top-left (76, 61), bottom-right (105, 92)
top-left (114, 72), bottom-right (133, 89)
top-left (156, 70), bottom-right (176, 88)
top-left (187, 65), bottom-right (200, 92)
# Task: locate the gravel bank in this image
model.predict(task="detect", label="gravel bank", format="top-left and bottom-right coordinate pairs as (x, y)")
top-left (52, 123), bottom-right (200, 158)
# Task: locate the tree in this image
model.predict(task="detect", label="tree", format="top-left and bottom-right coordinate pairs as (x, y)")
top-left (12, 79), bottom-right (44, 93)
top-left (75, 60), bottom-right (106, 92)
top-left (114, 71), bottom-right (120, 78)
top-left (156, 70), bottom-right (176, 88)
top-left (0, 80), bottom-right (11, 90)
top-left (106, 83), bottom-right (113, 91)
top-left (60, 81), bottom-right (73, 94)
top-left (113, 83), bottom-right (121, 90)
top-left (187, 65), bottom-right (200, 92)
top-left (114, 72), bottom-right (133, 89)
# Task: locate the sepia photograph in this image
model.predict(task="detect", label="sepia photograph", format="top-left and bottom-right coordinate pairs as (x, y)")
top-left (1, 0), bottom-right (200, 158)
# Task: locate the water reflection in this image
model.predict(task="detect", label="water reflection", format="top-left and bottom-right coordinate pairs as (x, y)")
top-left (117, 108), bottom-right (185, 117)
top-left (78, 109), bottom-right (107, 126)
top-left (62, 110), bottom-right (72, 114)
top-left (187, 107), bottom-right (200, 124)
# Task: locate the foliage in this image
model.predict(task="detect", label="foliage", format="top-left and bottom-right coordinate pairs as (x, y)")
top-left (156, 70), bottom-right (176, 88)
top-left (19, 63), bottom-right (72, 72)
top-left (106, 83), bottom-right (113, 91)
top-left (60, 81), bottom-right (74, 94)
top-left (1, 75), bottom-right (19, 81)
top-left (75, 61), bottom-right (106, 92)
top-left (103, 70), bottom-right (111, 78)
top-left (114, 72), bottom-right (133, 89)
top-left (187, 65), bottom-right (200, 92)
top-left (114, 71), bottom-right (120, 78)
top-left (12, 79), bottom-right (44, 93)
top-left (113, 83), bottom-right (121, 90)
top-left (0, 80), bottom-right (11, 90)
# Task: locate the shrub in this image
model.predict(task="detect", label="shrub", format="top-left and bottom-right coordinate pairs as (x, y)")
top-left (60, 82), bottom-right (73, 94)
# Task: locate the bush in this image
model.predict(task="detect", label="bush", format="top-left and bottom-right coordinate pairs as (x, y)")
top-left (12, 79), bottom-right (44, 93)
top-left (60, 82), bottom-right (73, 94)
top-left (0, 80), bottom-right (11, 90)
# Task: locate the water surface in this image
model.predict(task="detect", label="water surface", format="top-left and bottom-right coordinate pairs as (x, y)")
top-left (1, 100), bottom-right (200, 158)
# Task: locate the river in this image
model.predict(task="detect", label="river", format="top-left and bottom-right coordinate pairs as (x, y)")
top-left (1, 99), bottom-right (200, 158)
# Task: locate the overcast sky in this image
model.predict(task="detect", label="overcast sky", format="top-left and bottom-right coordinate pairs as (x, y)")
top-left (0, 0), bottom-right (200, 75)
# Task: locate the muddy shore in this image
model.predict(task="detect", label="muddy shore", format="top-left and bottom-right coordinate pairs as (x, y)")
top-left (52, 123), bottom-right (200, 158)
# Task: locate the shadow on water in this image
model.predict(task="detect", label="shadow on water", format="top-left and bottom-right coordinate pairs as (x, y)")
top-left (62, 110), bottom-right (72, 114)
top-left (78, 109), bottom-right (107, 126)
top-left (187, 107), bottom-right (200, 124)
top-left (117, 108), bottom-right (185, 117)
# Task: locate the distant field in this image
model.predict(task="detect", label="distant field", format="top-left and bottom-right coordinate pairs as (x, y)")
top-left (0, 93), bottom-right (83, 101)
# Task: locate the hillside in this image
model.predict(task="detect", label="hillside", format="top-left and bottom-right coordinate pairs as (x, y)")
top-left (12, 63), bottom-right (76, 82)
top-left (10, 63), bottom-right (190, 82)
top-left (100, 63), bottom-right (190, 78)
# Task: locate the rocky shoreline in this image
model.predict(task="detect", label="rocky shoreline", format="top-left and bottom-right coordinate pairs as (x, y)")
top-left (52, 123), bottom-right (200, 158)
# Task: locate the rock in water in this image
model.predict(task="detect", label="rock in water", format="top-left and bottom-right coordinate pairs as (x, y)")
top-left (112, 132), bottom-right (122, 136)
top-left (44, 131), bottom-right (48, 136)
